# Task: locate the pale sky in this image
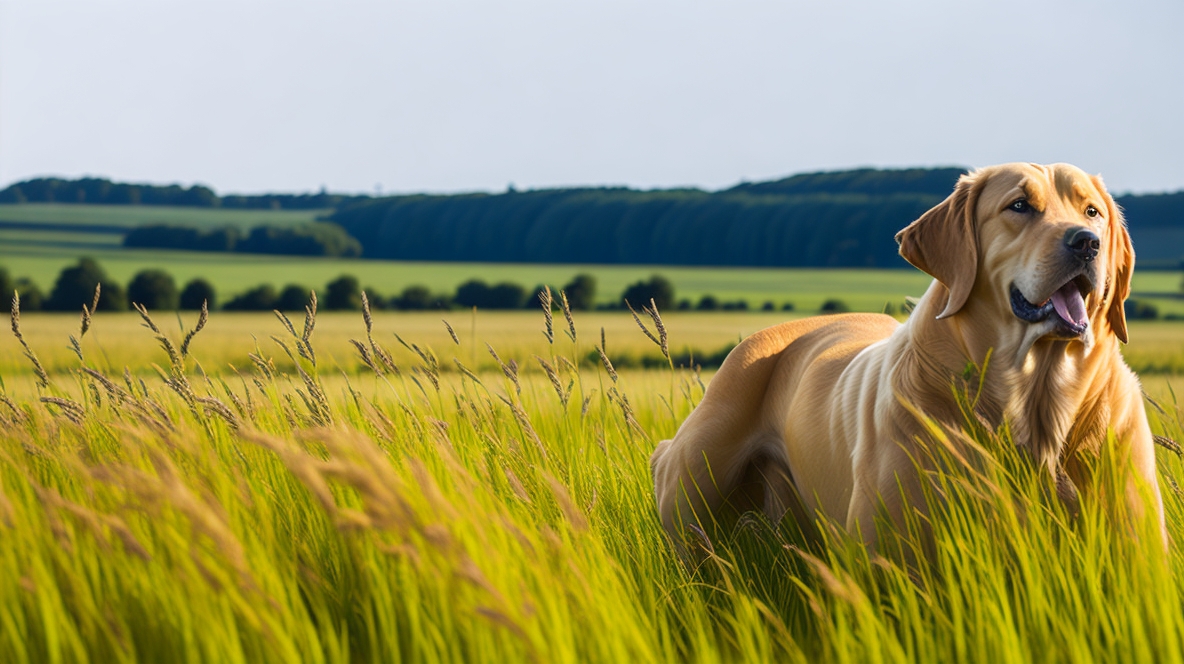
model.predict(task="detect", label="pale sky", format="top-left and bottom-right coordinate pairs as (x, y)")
top-left (1, 1), bottom-right (1181, 196)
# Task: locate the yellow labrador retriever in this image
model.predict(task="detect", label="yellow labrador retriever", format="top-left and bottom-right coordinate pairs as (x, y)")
top-left (651, 162), bottom-right (1165, 550)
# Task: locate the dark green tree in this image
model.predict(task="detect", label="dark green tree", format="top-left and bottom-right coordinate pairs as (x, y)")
top-left (179, 278), bottom-right (217, 310)
top-left (15, 279), bottom-right (44, 311)
top-left (621, 274), bottom-right (674, 311)
top-left (277, 284), bottom-right (311, 311)
top-left (396, 284), bottom-right (434, 310)
top-left (453, 279), bottom-right (526, 309)
top-left (454, 280), bottom-right (491, 308)
top-left (46, 257), bottom-right (127, 311)
top-left (324, 275), bottom-right (362, 310)
top-left (1125, 299), bottom-right (1159, 320)
top-left (696, 295), bottom-right (719, 311)
top-left (127, 269), bottom-right (179, 311)
top-left (489, 282), bottom-right (527, 309)
top-left (0, 267), bottom-right (12, 303)
top-left (820, 298), bottom-right (850, 314)
top-left (223, 284), bottom-right (278, 311)
top-left (561, 274), bottom-right (597, 310)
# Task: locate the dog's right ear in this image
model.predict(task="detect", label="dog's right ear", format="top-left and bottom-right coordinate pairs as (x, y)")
top-left (895, 173), bottom-right (980, 319)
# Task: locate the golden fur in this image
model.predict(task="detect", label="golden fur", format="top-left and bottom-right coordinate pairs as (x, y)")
top-left (651, 162), bottom-right (1166, 550)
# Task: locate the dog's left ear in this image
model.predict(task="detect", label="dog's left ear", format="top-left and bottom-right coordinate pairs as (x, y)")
top-left (1091, 175), bottom-right (1133, 344)
top-left (896, 173), bottom-right (980, 319)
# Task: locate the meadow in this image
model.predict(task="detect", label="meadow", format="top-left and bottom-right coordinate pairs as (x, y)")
top-left (2, 201), bottom-right (1182, 314)
top-left (2, 290), bottom-right (1184, 662)
top-left (4, 244), bottom-right (1184, 317)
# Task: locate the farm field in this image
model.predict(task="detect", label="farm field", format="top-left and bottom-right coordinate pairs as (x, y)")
top-left (2, 297), bottom-right (1184, 662)
top-left (4, 243), bottom-right (1184, 315)
top-left (5, 310), bottom-right (1184, 385)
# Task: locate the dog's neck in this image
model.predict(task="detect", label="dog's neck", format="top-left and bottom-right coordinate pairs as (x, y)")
top-left (904, 281), bottom-right (1120, 470)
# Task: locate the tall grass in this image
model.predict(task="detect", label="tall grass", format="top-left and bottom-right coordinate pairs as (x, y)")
top-left (1, 290), bottom-right (1183, 662)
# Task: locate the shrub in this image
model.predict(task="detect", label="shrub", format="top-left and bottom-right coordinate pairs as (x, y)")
top-left (325, 275), bottom-right (363, 311)
top-left (127, 269), bottom-right (179, 311)
top-left (562, 274), bottom-right (597, 310)
top-left (454, 280), bottom-right (490, 309)
top-left (488, 282), bottom-right (528, 309)
top-left (277, 284), bottom-right (312, 311)
top-left (762, 301), bottom-right (776, 311)
top-left (0, 267), bottom-right (11, 301)
top-left (179, 279), bottom-right (217, 310)
top-left (223, 284), bottom-right (279, 311)
top-left (1125, 299), bottom-right (1159, 321)
top-left (781, 302), bottom-right (796, 311)
top-left (123, 225), bottom-right (241, 252)
top-left (454, 280), bottom-right (527, 309)
top-left (237, 223), bottom-right (362, 257)
top-left (696, 295), bottom-right (719, 311)
top-left (14, 279), bottom-right (44, 311)
top-left (621, 275), bottom-right (674, 311)
top-left (819, 298), bottom-right (850, 314)
top-left (395, 285), bottom-right (434, 310)
top-left (46, 257), bottom-right (126, 311)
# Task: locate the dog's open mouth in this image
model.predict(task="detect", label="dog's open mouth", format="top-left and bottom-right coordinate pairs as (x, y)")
top-left (1010, 274), bottom-right (1093, 336)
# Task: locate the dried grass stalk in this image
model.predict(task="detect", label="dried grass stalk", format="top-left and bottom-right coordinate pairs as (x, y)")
top-left (11, 292), bottom-right (49, 389)
top-left (486, 344), bottom-right (521, 395)
top-left (595, 328), bottom-right (617, 384)
top-left (626, 298), bottom-right (669, 361)
top-left (180, 300), bottom-right (209, 358)
top-left (559, 290), bottom-right (577, 342)
top-left (539, 286), bottom-right (554, 345)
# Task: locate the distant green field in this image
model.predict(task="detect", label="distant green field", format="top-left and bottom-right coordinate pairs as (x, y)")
top-left (1, 202), bottom-right (1181, 313)
top-left (0, 245), bottom-right (933, 311)
top-left (4, 245), bottom-right (1183, 314)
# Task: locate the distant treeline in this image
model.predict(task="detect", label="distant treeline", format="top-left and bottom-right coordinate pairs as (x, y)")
top-left (0, 177), bottom-right (369, 210)
top-left (5, 169), bottom-right (1184, 268)
top-left (332, 169), bottom-right (1184, 268)
top-left (123, 223), bottom-right (362, 257)
top-left (331, 168), bottom-right (969, 268)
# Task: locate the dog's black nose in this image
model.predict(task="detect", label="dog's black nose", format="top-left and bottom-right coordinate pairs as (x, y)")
top-left (1065, 227), bottom-right (1100, 262)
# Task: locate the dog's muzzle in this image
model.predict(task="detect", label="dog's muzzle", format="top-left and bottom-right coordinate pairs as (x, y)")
top-left (1010, 275), bottom-right (1093, 337)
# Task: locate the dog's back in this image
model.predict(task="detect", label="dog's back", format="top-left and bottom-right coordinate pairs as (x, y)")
top-left (651, 313), bottom-right (900, 543)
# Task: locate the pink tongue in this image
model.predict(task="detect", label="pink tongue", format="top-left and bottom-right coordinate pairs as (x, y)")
top-left (1050, 283), bottom-right (1088, 326)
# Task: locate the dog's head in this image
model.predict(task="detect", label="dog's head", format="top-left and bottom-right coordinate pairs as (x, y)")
top-left (896, 162), bottom-right (1133, 345)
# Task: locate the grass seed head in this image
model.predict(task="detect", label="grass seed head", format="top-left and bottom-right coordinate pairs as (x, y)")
top-left (539, 286), bottom-right (554, 345)
top-left (560, 290), bottom-right (577, 342)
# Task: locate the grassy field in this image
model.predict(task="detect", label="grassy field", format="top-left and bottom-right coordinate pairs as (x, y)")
top-left (3, 244), bottom-right (1184, 316)
top-left (2, 201), bottom-right (1181, 313)
top-left (5, 309), bottom-right (1184, 383)
top-left (2, 295), bottom-right (1184, 662)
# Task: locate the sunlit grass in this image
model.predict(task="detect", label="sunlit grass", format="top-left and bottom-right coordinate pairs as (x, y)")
top-left (1, 295), bottom-right (1183, 662)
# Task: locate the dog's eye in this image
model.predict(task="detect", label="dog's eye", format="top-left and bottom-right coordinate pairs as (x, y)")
top-left (1009, 199), bottom-right (1032, 213)
top-left (1085, 205), bottom-right (1099, 218)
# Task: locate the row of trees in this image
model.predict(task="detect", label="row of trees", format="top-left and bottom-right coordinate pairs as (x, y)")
top-left (2, 260), bottom-right (834, 314)
top-left (326, 169), bottom-right (971, 268)
top-left (0, 177), bottom-right (369, 210)
top-left (7, 169), bottom-right (1181, 268)
top-left (123, 223), bottom-right (363, 257)
top-left (0, 258), bottom-right (606, 313)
